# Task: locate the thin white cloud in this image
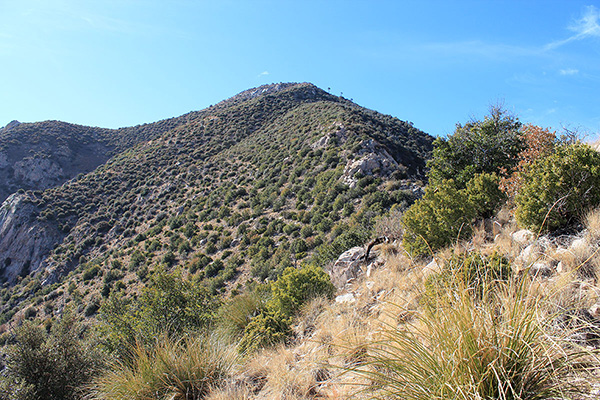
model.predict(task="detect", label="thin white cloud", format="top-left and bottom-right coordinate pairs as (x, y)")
top-left (16, 1), bottom-right (179, 39)
top-left (545, 5), bottom-right (600, 50)
top-left (422, 40), bottom-right (537, 59)
top-left (569, 5), bottom-right (600, 38)
top-left (258, 71), bottom-right (270, 77)
top-left (421, 6), bottom-right (600, 61)
top-left (559, 68), bottom-right (579, 75)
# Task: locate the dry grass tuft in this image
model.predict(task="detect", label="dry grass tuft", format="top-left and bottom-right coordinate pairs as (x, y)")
top-left (88, 334), bottom-right (237, 400)
top-left (349, 273), bottom-right (598, 400)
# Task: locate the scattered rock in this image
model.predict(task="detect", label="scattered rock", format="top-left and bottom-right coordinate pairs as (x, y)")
top-left (570, 237), bottom-right (588, 253)
top-left (311, 125), bottom-right (347, 150)
top-left (516, 236), bottom-right (553, 265)
top-left (422, 258), bottom-right (442, 276)
top-left (589, 304), bottom-right (600, 320)
top-left (520, 243), bottom-right (540, 263)
top-left (335, 293), bottom-right (356, 304)
top-left (528, 261), bottom-right (555, 278)
top-left (512, 229), bottom-right (535, 246)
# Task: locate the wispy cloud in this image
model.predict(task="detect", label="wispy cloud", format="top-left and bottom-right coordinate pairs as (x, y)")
top-left (17, 1), bottom-right (180, 39)
top-left (420, 6), bottom-right (600, 61)
top-left (421, 40), bottom-right (540, 60)
top-left (560, 68), bottom-right (579, 75)
top-left (257, 71), bottom-right (270, 77)
top-left (545, 5), bottom-right (600, 50)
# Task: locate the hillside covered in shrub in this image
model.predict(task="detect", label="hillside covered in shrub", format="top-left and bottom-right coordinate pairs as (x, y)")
top-left (0, 82), bottom-right (433, 327)
top-left (3, 85), bottom-right (600, 399)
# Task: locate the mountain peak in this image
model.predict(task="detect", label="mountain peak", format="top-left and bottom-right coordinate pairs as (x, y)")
top-left (0, 120), bottom-right (21, 132)
top-left (230, 82), bottom-right (305, 101)
top-left (216, 82), bottom-right (334, 108)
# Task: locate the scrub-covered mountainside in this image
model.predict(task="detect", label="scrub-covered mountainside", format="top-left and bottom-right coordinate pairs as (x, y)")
top-left (0, 84), bottom-right (315, 204)
top-left (0, 109), bottom-right (206, 204)
top-left (0, 82), bottom-right (434, 323)
top-left (3, 85), bottom-right (600, 400)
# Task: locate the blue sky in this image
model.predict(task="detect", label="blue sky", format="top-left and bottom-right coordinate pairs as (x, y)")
top-left (1, 1), bottom-right (600, 138)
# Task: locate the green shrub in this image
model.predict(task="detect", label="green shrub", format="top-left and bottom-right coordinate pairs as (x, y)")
top-left (82, 265), bottom-right (101, 281)
top-left (402, 180), bottom-right (477, 256)
top-left (465, 172), bottom-right (506, 218)
top-left (516, 143), bottom-right (600, 232)
top-left (238, 309), bottom-right (292, 354)
top-left (428, 106), bottom-right (523, 187)
top-left (99, 269), bottom-right (219, 361)
top-left (403, 173), bottom-right (506, 257)
top-left (205, 259), bottom-right (224, 278)
top-left (239, 265), bottom-right (335, 353)
top-left (0, 313), bottom-right (102, 400)
top-left (269, 264), bottom-right (335, 317)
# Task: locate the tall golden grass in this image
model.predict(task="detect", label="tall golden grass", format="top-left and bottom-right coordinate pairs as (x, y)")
top-left (87, 334), bottom-right (236, 400)
top-left (348, 262), bottom-right (597, 400)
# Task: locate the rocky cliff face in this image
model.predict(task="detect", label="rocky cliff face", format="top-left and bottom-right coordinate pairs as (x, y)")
top-left (0, 123), bottom-right (115, 204)
top-left (0, 194), bottom-right (63, 285)
top-left (13, 157), bottom-right (65, 186)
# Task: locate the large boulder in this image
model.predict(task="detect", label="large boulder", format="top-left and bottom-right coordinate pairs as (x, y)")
top-left (327, 246), bottom-right (365, 289)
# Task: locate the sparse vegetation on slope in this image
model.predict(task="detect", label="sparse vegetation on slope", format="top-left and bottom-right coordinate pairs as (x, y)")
top-left (3, 88), bottom-right (600, 399)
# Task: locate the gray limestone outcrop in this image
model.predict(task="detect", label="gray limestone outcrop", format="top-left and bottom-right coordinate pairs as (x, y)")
top-left (0, 193), bottom-right (63, 285)
top-left (342, 139), bottom-right (401, 188)
top-left (327, 246), bottom-right (366, 289)
top-left (13, 157), bottom-right (65, 186)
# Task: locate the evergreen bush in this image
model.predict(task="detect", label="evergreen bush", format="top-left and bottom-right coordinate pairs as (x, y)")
top-left (515, 143), bottom-right (600, 232)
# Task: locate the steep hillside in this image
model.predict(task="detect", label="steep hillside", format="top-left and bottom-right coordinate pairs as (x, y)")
top-left (0, 83), bottom-right (434, 324)
top-left (0, 92), bottom-right (247, 204)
